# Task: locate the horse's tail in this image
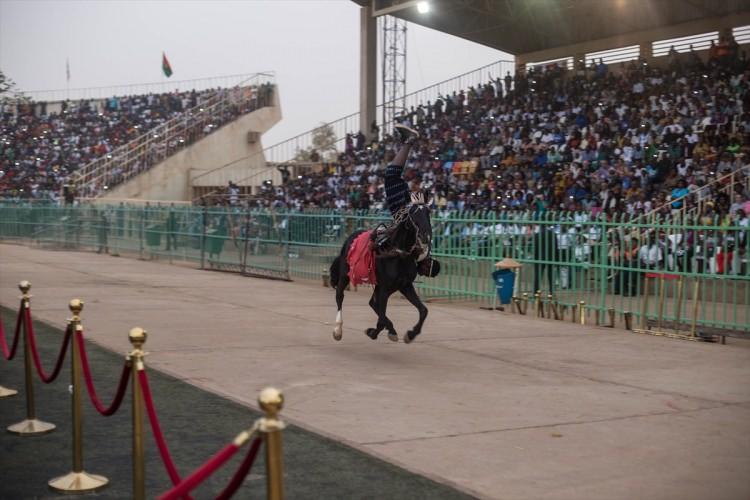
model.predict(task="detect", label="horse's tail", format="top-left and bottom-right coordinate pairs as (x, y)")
top-left (330, 229), bottom-right (364, 288)
top-left (329, 256), bottom-right (341, 288)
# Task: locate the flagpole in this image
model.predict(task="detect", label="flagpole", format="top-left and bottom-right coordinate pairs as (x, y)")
top-left (66, 57), bottom-right (70, 101)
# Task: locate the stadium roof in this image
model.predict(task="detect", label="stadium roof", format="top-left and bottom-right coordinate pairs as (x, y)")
top-left (353, 0), bottom-right (750, 56)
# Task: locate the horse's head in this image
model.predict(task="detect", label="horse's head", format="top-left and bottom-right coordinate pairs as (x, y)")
top-left (406, 202), bottom-right (432, 261)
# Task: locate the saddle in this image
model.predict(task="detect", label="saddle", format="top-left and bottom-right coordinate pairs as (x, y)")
top-left (369, 223), bottom-right (389, 251)
top-left (368, 223), bottom-right (403, 258)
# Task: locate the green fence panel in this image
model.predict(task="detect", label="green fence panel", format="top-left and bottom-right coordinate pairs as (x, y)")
top-left (1, 204), bottom-right (748, 332)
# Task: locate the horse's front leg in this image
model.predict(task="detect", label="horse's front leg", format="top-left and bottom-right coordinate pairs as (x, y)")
top-left (365, 291), bottom-right (381, 340)
top-left (400, 284), bottom-right (428, 344)
top-left (365, 287), bottom-right (397, 342)
top-left (369, 286), bottom-right (398, 342)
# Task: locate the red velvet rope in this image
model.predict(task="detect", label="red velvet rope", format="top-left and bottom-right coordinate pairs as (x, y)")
top-left (215, 437), bottom-right (263, 500)
top-left (138, 369), bottom-right (192, 498)
top-left (0, 304), bottom-right (24, 360)
top-left (24, 307), bottom-right (71, 384)
top-left (75, 331), bottom-right (131, 416)
top-left (157, 442), bottom-right (242, 500)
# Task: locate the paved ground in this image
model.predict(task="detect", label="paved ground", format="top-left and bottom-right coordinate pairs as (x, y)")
top-left (1, 243), bottom-right (750, 500)
top-left (0, 308), bottom-right (469, 499)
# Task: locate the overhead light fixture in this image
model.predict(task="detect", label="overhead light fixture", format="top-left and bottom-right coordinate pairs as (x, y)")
top-left (417, 1), bottom-right (430, 14)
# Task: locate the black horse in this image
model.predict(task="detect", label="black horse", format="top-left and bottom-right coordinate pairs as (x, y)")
top-left (329, 203), bottom-right (439, 344)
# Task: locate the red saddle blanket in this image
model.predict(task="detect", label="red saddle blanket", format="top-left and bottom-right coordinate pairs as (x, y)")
top-left (347, 231), bottom-right (377, 286)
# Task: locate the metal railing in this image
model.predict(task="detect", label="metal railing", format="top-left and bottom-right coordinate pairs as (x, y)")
top-left (20, 72), bottom-right (275, 102)
top-left (2, 205), bottom-right (747, 334)
top-left (190, 59), bottom-right (515, 199)
top-left (67, 73), bottom-right (276, 199)
top-left (639, 166), bottom-right (750, 223)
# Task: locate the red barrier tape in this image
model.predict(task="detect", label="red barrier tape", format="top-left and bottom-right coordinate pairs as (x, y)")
top-left (24, 307), bottom-right (71, 384)
top-left (75, 331), bottom-right (131, 416)
top-left (215, 437), bottom-right (263, 500)
top-left (0, 305), bottom-right (23, 360)
top-left (158, 442), bottom-right (242, 500)
top-left (138, 369), bottom-right (192, 498)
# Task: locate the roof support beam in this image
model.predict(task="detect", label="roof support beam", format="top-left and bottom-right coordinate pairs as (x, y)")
top-left (372, 0), bottom-right (421, 17)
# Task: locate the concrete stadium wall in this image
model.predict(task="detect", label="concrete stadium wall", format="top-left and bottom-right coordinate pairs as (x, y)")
top-left (101, 90), bottom-right (282, 202)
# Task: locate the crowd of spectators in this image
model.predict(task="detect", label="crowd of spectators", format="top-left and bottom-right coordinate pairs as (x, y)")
top-left (0, 83), bottom-right (274, 200)
top-left (254, 33), bottom-right (749, 230)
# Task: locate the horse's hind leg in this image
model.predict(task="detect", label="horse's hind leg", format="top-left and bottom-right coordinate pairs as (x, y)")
top-left (333, 275), bottom-right (349, 341)
top-left (400, 284), bottom-right (428, 344)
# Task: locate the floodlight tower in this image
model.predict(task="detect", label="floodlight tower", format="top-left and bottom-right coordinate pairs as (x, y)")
top-left (381, 15), bottom-right (407, 136)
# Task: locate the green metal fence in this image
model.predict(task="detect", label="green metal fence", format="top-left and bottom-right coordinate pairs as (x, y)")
top-left (1, 204), bottom-right (748, 333)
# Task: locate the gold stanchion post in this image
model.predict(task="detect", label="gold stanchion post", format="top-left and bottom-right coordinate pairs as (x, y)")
top-left (49, 299), bottom-right (109, 492)
top-left (641, 275), bottom-right (651, 329)
top-left (690, 280), bottom-right (700, 337)
top-left (130, 328), bottom-right (147, 500)
top-left (546, 294), bottom-right (554, 318)
top-left (570, 304), bottom-right (577, 323)
top-left (656, 277), bottom-right (666, 331)
top-left (520, 293), bottom-right (529, 315)
top-left (535, 291), bottom-right (543, 317)
top-left (259, 387), bottom-right (286, 500)
top-left (624, 311), bottom-right (633, 330)
top-left (551, 296), bottom-right (561, 320)
top-left (7, 281), bottom-right (56, 435)
top-left (674, 277), bottom-right (684, 334)
top-left (578, 301), bottom-right (586, 325)
top-left (608, 308), bottom-right (616, 328)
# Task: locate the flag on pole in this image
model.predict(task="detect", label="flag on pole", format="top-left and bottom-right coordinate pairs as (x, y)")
top-left (66, 58), bottom-right (70, 82)
top-left (162, 52), bottom-right (173, 78)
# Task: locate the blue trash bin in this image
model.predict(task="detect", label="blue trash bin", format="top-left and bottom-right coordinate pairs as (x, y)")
top-left (492, 269), bottom-right (515, 305)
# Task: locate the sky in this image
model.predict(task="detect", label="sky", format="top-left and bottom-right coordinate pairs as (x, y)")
top-left (0, 0), bottom-right (511, 145)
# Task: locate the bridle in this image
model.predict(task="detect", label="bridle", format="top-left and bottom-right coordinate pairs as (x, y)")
top-left (390, 203), bottom-right (432, 261)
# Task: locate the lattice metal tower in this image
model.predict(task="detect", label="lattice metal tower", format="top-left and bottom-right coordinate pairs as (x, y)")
top-left (381, 15), bottom-right (407, 135)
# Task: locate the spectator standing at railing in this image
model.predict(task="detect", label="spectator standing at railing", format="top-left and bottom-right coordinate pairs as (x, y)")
top-left (165, 203), bottom-right (178, 251)
top-left (96, 209), bottom-right (109, 254)
top-left (116, 202), bottom-right (126, 237)
top-left (671, 180), bottom-right (690, 211)
top-left (612, 230), bottom-right (640, 296)
top-left (370, 121), bottom-right (380, 142)
top-left (638, 232), bottom-right (663, 270)
top-left (228, 181), bottom-right (240, 206)
top-left (533, 219), bottom-right (558, 293)
top-left (730, 193), bottom-right (746, 215)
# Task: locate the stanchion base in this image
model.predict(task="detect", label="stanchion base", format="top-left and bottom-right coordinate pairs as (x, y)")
top-left (49, 471), bottom-right (109, 493)
top-left (0, 386), bottom-right (18, 397)
top-left (7, 418), bottom-right (56, 435)
top-left (632, 328), bottom-right (708, 342)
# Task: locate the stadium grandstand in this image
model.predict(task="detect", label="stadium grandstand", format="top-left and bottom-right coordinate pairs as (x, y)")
top-left (0, 73), bottom-right (278, 203)
top-left (0, 0), bottom-right (748, 222)
top-left (187, 0), bottom-right (750, 225)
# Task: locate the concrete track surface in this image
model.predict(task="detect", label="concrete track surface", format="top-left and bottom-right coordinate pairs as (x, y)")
top-left (1, 243), bottom-right (749, 500)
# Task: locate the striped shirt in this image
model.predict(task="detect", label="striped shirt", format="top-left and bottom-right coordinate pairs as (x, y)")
top-left (384, 164), bottom-right (408, 215)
